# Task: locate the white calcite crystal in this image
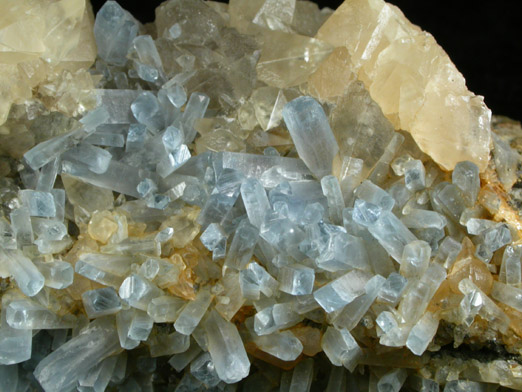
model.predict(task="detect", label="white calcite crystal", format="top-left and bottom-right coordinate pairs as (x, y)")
top-left (0, 0), bottom-right (520, 391)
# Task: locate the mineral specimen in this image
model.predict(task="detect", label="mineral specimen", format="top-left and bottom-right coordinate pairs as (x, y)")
top-left (0, 0), bottom-right (521, 391)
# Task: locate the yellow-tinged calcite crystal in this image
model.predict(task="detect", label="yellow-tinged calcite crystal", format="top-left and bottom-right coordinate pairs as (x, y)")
top-left (0, 0), bottom-right (97, 125)
top-left (316, 0), bottom-right (492, 172)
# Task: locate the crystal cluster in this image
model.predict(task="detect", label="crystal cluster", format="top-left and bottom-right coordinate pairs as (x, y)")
top-left (0, 0), bottom-right (522, 391)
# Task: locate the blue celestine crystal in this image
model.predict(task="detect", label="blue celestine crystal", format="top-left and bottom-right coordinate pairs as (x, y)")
top-left (94, 1), bottom-right (140, 66)
top-left (282, 97), bottom-right (339, 178)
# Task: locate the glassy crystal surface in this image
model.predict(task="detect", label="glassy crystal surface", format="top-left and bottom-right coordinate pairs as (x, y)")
top-left (282, 96), bottom-right (339, 178)
top-left (0, 0), bottom-right (519, 390)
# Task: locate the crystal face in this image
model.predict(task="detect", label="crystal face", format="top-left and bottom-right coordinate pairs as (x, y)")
top-left (0, 0), bottom-right (520, 391)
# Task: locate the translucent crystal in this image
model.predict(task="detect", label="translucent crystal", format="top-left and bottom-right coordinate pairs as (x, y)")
top-left (251, 87), bottom-right (287, 131)
top-left (321, 175), bottom-right (345, 225)
top-left (75, 253), bottom-right (135, 288)
top-left (34, 319), bottom-right (121, 392)
top-left (149, 331), bottom-right (189, 358)
top-left (465, 218), bottom-right (496, 235)
top-left (147, 295), bottom-right (185, 323)
top-left (82, 287), bottom-right (122, 318)
top-left (119, 274), bottom-right (162, 311)
top-left (366, 211), bottom-right (417, 262)
top-left (190, 352), bottom-right (220, 387)
top-left (168, 342), bottom-right (202, 372)
top-left (316, 0), bottom-right (491, 172)
top-left (9, 207), bottom-right (33, 245)
top-left (333, 274), bottom-right (386, 331)
top-left (278, 264), bottom-right (315, 295)
top-left (399, 263), bottom-right (447, 324)
top-left (0, 321), bottom-right (31, 365)
top-left (434, 237), bottom-right (462, 269)
top-left (204, 310), bottom-right (250, 384)
top-left (182, 93), bottom-right (210, 144)
top-left (321, 327), bottom-right (362, 372)
top-left (282, 96), bottom-right (339, 178)
top-left (241, 178), bottom-right (271, 228)
top-left (377, 369), bottom-right (407, 392)
top-left (94, 1), bottom-right (140, 66)
top-left (443, 380), bottom-right (489, 392)
top-left (401, 209), bottom-right (447, 230)
top-left (254, 302), bottom-right (301, 335)
top-left (62, 142), bottom-right (113, 174)
top-left (175, 288), bottom-right (212, 335)
top-left (62, 159), bottom-right (156, 198)
top-left (0, 249), bottom-right (44, 297)
top-left (289, 358), bottom-right (314, 392)
top-left (200, 223), bottom-right (227, 252)
top-left (224, 219), bottom-right (259, 270)
top-left (36, 158), bottom-right (60, 193)
top-left (491, 281), bottom-right (522, 313)
top-left (452, 161), bottom-right (480, 205)
top-left (400, 240), bottom-right (431, 278)
top-left (500, 245), bottom-right (522, 285)
top-left (239, 262), bottom-right (278, 300)
top-left (84, 132), bottom-right (125, 148)
top-left (131, 92), bottom-right (164, 131)
top-left (254, 331), bottom-right (303, 361)
top-left (6, 298), bottom-right (75, 330)
top-left (126, 124), bottom-right (147, 152)
top-left (314, 269), bottom-right (372, 313)
top-left (35, 260), bottom-right (74, 289)
top-left (378, 273), bottom-right (408, 305)
top-left (406, 312), bottom-right (439, 355)
top-left (404, 160), bottom-right (426, 192)
top-left (19, 190), bottom-right (56, 218)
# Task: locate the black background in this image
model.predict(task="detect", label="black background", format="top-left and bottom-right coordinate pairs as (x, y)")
top-left (91, 0), bottom-right (522, 120)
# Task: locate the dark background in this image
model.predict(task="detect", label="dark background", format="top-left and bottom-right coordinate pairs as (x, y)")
top-left (91, 0), bottom-right (522, 120)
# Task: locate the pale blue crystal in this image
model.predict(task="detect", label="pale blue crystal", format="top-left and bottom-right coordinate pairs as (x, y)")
top-left (94, 1), bottom-right (139, 66)
top-left (241, 178), bottom-right (270, 228)
top-left (452, 160), bottom-right (480, 205)
top-left (19, 190), bottom-right (56, 218)
top-left (182, 93), bottom-right (210, 144)
top-left (282, 97), bottom-right (339, 178)
top-left (62, 143), bottom-right (113, 174)
top-left (82, 287), bottom-right (122, 318)
top-left (131, 92), bottom-right (165, 131)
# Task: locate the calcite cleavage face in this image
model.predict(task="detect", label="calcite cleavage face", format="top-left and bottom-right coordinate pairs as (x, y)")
top-left (315, 0), bottom-right (491, 172)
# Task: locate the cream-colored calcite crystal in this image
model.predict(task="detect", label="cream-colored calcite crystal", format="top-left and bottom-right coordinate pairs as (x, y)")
top-left (316, 0), bottom-right (492, 172)
top-left (0, 0), bottom-right (97, 126)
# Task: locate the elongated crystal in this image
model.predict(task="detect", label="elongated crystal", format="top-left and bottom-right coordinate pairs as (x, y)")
top-left (6, 299), bottom-right (75, 330)
top-left (62, 143), bottom-right (113, 174)
top-left (19, 190), bottom-right (56, 218)
top-left (204, 310), bottom-right (250, 384)
top-left (34, 319), bottom-right (121, 392)
top-left (183, 93), bottom-right (210, 144)
top-left (94, 1), bottom-right (140, 66)
top-left (322, 327), bottom-right (362, 372)
top-left (0, 249), bottom-right (44, 297)
top-left (175, 288), bottom-right (212, 335)
top-left (314, 269), bottom-right (371, 313)
top-left (282, 97), bottom-right (339, 178)
top-left (254, 331), bottom-right (303, 361)
top-left (241, 178), bottom-right (271, 228)
top-left (406, 312), bottom-right (439, 356)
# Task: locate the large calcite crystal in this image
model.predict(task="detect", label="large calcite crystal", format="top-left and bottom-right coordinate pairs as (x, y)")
top-left (0, 0), bottom-right (98, 126)
top-left (315, 0), bottom-right (492, 172)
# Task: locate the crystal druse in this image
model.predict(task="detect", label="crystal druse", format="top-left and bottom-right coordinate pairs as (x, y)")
top-left (0, 0), bottom-right (521, 391)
